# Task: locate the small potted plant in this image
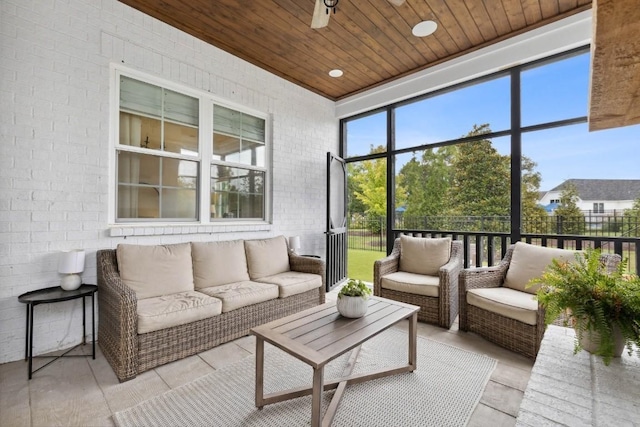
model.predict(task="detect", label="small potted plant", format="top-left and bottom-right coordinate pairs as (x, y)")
top-left (337, 279), bottom-right (372, 318)
top-left (529, 248), bottom-right (640, 365)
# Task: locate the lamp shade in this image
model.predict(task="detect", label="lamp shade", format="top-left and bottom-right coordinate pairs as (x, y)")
top-left (289, 235), bottom-right (301, 251)
top-left (58, 249), bottom-right (85, 274)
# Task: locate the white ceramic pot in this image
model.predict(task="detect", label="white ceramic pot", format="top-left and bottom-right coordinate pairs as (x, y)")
top-left (575, 318), bottom-right (625, 357)
top-left (336, 295), bottom-right (368, 318)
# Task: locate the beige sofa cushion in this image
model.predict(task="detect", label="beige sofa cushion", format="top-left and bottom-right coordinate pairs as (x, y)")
top-left (191, 240), bottom-right (250, 289)
top-left (380, 271), bottom-right (440, 297)
top-left (400, 235), bottom-right (451, 276)
top-left (504, 242), bottom-right (577, 294)
top-left (467, 287), bottom-right (538, 325)
top-left (256, 271), bottom-right (322, 298)
top-left (245, 236), bottom-right (290, 279)
top-left (117, 243), bottom-right (194, 300)
top-left (198, 281), bottom-right (279, 313)
top-left (136, 291), bottom-right (222, 334)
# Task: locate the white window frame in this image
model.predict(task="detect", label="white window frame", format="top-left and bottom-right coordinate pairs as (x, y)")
top-left (108, 64), bottom-right (272, 229)
top-left (593, 202), bottom-right (604, 213)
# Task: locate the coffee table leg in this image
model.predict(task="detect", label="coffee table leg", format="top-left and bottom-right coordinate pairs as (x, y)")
top-left (255, 337), bottom-right (264, 409)
top-left (311, 366), bottom-right (324, 427)
top-left (409, 312), bottom-right (417, 371)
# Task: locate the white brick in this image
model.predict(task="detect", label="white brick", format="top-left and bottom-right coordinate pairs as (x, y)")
top-left (0, 0), bottom-right (336, 364)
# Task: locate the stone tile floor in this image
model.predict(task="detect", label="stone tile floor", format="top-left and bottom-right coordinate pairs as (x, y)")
top-left (0, 289), bottom-right (533, 426)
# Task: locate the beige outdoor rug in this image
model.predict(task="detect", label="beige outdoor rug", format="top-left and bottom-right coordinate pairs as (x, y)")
top-left (113, 328), bottom-right (496, 427)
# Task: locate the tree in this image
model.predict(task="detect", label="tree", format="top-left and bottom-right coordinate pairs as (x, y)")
top-left (553, 182), bottom-right (585, 234)
top-left (622, 198), bottom-right (640, 237)
top-left (447, 124), bottom-right (510, 230)
top-left (350, 146), bottom-right (387, 218)
top-left (397, 146), bottom-right (454, 228)
top-left (347, 162), bottom-right (366, 216)
top-left (521, 156), bottom-right (551, 234)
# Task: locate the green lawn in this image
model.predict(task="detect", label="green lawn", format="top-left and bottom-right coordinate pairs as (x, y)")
top-left (347, 249), bottom-right (386, 283)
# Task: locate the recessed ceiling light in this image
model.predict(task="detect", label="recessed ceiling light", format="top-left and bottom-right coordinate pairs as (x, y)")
top-left (329, 69), bottom-right (343, 78)
top-left (412, 20), bottom-right (437, 37)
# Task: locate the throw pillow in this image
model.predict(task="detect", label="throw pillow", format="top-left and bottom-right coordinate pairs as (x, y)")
top-left (399, 235), bottom-right (452, 276)
top-left (116, 242), bottom-right (194, 300)
top-left (244, 235), bottom-right (290, 279)
top-left (504, 241), bottom-right (577, 294)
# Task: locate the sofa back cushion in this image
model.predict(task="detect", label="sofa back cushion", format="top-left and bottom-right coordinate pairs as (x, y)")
top-left (399, 235), bottom-right (452, 276)
top-left (504, 242), bottom-right (577, 294)
top-left (245, 235), bottom-right (290, 279)
top-left (116, 243), bottom-right (194, 300)
top-left (191, 240), bottom-right (250, 288)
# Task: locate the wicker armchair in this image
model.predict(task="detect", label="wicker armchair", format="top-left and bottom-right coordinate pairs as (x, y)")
top-left (374, 236), bottom-right (463, 328)
top-left (459, 242), bottom-right (621, 359)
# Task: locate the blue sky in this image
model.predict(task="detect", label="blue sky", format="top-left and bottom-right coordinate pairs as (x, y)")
top-left (346, 52), bottom-right (639, 191)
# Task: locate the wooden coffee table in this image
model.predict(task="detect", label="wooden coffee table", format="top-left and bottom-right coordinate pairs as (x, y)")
top-left (250, 296), bottom-right (419, 427)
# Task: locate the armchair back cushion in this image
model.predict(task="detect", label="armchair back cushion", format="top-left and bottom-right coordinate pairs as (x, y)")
top-left (192, 240), bottom-right (250, 288)
top-left (504, 242), bottom-right (576, 294)
top-left (399, 235), bottom-right (452, 276)
top-left (116, 243), bottom-right (194, 300)
top-left (245, 235), bottom-right (290, 279)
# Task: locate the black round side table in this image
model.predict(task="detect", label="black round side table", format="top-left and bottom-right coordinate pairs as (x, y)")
top-left (18, 284), bottom-right (97, 379)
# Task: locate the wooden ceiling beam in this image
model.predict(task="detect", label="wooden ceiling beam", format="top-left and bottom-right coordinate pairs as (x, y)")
top-left (589, 0), bottom-right (640, 131)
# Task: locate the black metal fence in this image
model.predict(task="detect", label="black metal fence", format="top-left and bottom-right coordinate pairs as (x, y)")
top-left (348, 213), bottom-right (640, 273)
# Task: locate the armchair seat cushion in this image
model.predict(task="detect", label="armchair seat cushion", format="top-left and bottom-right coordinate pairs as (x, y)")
top-left (467, 287), bottom-right (538, 326)
top-left (257, 272), bottom-right (322, 298)
top-left (137, 291), bottom-right (222, 334)
top-left (198, 281), bottom-right (279, 313)
top-left (380, 271), bottom-right (440, 297)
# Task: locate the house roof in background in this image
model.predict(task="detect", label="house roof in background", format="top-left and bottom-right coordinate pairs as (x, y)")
top-left (549, 179), bottom-right (640, 201)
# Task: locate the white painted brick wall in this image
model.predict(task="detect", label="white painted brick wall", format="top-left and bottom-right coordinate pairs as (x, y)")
top-left (0, 0), bottom-right (338, 364)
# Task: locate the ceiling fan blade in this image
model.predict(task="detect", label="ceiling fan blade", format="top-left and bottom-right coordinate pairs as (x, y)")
top-left (387, 0), bottom-right (406, 5)
top-left (311, 0), bottom-right (330, 29)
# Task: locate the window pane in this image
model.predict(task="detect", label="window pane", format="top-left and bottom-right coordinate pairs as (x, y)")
top-left (395, 76), bottom-right (510, 149)
top-left (522, 123), bottom-right (640, 236)
top-left (164, 121), bottom-right (198, 156)
top-left (120, 76), bottom-right (198, 126)
top-left (242, 114), bottom-right (265, 142)
top-left (117, 151), bottom-right (198, 221)
top-left (161, 188), bottom-right (197, 218)
top-left (395, 135), bottom-right (510, 232)
top-left (119, 112), bottom-right (161, 149)
top-left (395, 149), bottom-right (453, 230)
top-left (120, 76), bottom-right (162, 118)
top-left (210, 166), bottom-right (264, 219)
top-left (521, 52), bottom-right (589, 126)
top-left (213, 105), bottom-right (241, 136)
top-left (118, 186), bottom-right (158, 219)
top-left (163, 88), bottom-right (198, 126)
top-left (344, 111), bottom-right (387, 158)
top-left (347, 157), bottom-right (387, 280)
top-left (212, 133), bottom-right (240, 161)
top-left (213, 106), bottom-right (265, 166)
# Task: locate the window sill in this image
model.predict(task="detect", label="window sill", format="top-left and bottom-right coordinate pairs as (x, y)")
top-left (108, 222), bottom-right (272, 237)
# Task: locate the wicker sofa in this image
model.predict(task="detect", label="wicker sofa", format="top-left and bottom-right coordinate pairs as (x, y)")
top-left (97, 236), bottom-right (325, 382)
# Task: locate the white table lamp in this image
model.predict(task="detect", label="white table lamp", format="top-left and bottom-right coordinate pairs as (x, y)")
top-left (58, 249), bottom-right (85, 291)
top-left (289, 236), bottom-right (301, 254)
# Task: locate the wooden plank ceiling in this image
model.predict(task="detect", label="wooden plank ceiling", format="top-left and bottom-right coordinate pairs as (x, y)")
top-left (589, 0), bottom-right (640, 131)
top-left (118, 0), bottom-right (592, 101)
